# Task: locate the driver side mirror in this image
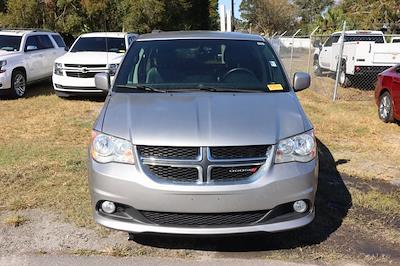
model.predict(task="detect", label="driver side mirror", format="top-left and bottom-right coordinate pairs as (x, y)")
top-left (293, 72), bottom-right (311, 92)
top-left (95, 73), bottom-right (111, 92)
top-left (313, 40), bottom-right (321, 48)
top-left (26, 45), bottom-right (38, 52)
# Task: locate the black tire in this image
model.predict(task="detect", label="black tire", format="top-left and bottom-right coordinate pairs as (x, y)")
top-left (378, 92), bottom-right (394, 123)
top-left (313, 58), bottom-right (322, 76)
top-left (339, 63), bottom-right (351, 88)
top-left (10, 69), bottom-right (27, 98)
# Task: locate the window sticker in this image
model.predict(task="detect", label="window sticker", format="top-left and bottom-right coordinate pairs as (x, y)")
top-left (267, 84), bottom-right (284, 91)
top-left (269, 61), bottom-right (277, 67)
top-left (257, 42), bottom-right (265, 46)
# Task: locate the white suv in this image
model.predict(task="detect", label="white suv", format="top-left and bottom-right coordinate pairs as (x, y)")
top-left (53, 32), bottom-right (137, 97)
top-left (0, 29), bottom-right (67, 98)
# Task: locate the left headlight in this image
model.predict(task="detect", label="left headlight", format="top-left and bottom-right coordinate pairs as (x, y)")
top-left (275, 130), bottom-right (316, 164)
top-left (91, 131), bottom-right (135, 164)
top-left (54, 63), bottom-right (63, 76)
top-left (109, 64), bottom-right (119, 76)
top-left (0, 60), bottom-right (7, 73)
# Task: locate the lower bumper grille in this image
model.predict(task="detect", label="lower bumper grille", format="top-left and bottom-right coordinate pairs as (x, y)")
top-left (140, 210), bottom-right (269, 226)
top-left (66, 72), bottom-right (99, 78)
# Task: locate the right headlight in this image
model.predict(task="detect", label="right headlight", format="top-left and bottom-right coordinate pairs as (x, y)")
top-left (275, 130), bottom-right (316, 163)
top-left (91, 131), bottom-right (135, 164)
top-left (54, 63), bottom-right (63, 76)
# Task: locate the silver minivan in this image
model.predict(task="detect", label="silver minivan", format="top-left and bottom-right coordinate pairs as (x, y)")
top-left (89, 31), bottom-right (318, 236)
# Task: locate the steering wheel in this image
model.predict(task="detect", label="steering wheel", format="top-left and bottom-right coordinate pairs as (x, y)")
top-left (221, 68), bottom-right (256, 82)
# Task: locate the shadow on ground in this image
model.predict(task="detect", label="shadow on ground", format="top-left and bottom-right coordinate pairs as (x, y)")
top-left (132, 140), bottom-right (352, 252)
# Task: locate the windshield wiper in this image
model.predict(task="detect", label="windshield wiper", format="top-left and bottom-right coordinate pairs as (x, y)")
top-left (168, 86), bottom-right (265, 93)
top-left (116, 85), bottom-right (168, 93)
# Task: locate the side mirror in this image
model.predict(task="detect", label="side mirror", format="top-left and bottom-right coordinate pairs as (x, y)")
top-left (95, 73), bottom-right (110, 92)
top-left (313, 40), bottom-right (321, 48)
top-left (293, 72), bottom-right (311, 92)
top-left (26, 45), bottom-right (38, 52)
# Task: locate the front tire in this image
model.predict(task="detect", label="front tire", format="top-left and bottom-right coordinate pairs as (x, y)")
top-left (339, 64), bottom-right (351, 88)
top-left (10, 70), bottom-right (27, 98)
top-left (313, 58), bottom-right (322, 76)
top-left (379, 92), bottom-right (394, 123)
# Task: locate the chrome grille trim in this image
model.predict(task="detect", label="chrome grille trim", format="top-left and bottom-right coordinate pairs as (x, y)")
top-left (137, 145), bottom-right (272, 184)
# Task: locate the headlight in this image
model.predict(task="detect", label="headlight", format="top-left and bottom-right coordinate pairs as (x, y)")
top-left (109, 64), bottom-right (119, 76)
top-left (54, 63), bottom-right (63, 76)
top-left (275, 130), bottom-right (316, 163)
top-left (91, 131), bottom-right (134, 164)
top-left (0, 60), bottom-right (7, 73)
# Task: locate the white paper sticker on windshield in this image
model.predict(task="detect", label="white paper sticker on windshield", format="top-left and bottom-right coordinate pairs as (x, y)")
top-left (257, 42), bottom-right (265, 46)
top-left (269, 61), bottom-right (277, 67)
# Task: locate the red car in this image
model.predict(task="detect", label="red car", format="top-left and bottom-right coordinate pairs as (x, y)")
top-left (375, 66), bottom-right (400, 123)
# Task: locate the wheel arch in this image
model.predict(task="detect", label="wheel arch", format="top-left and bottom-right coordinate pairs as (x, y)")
top-left (12, 66), bottom-right (27, 79)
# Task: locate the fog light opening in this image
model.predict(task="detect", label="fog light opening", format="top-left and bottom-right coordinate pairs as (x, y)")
top-left (293, 200), bottom-right (308, 213)
top-left (101, 201), bottom-right (116, 214)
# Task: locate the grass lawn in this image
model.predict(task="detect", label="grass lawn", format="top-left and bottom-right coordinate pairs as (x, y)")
top-left (0, 82), bottom-right (399, 264)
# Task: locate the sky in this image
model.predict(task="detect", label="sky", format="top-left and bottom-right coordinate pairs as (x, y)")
top-left (219, 0), bottom-right (242, 18)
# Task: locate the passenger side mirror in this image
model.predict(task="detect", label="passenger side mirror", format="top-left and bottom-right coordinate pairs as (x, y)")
top-left (26, 45), bottom-right (38, 52)
top-left (95, 73), bottom-right (111, 92)
top-left (293, 72), bottom-right (311, 92)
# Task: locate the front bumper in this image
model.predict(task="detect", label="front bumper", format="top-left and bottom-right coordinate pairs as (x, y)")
top-left (88, 158), bottom-right (318, 235)
top-left (52, 74), bottom-right (114, 94)
top-left (0, 70), bottom-right (12, 90)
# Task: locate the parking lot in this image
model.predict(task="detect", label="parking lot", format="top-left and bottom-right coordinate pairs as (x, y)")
top-left (0, 79), bottom-right (399, 265)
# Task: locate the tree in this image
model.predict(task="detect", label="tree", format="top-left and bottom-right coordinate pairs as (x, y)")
top-left (293, 0), bottom-right (334, 25)
top-left (240, 0), bottom-right (296, 35)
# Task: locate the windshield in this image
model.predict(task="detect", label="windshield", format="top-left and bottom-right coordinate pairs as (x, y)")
top-left (344, 35), bottom-right (384, 43)
top-left (0, 35), bottom-right (22, 52)
top-left (70, 37), bottom-right (126, 53)
top-left (115, 39), bottom-right (289, 92)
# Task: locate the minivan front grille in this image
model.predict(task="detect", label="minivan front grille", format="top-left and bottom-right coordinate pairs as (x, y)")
top-left (140, 210), bottom-right (269, 226)
top-left (211, 165), bottom-right (261, 181)
top-left (146, 165), bottom-right (199, 183)
top-left (137, 146), bottom-right (200, 160)
top-left (210, 145), bottom-right (270, 160)
top-left (138, 145), bottom-right (270, 184)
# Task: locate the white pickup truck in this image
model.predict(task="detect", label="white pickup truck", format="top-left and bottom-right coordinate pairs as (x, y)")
top-left (0, 29), bottom-right (67, 98)
top-left (314, 31), bottom-right (400, 87)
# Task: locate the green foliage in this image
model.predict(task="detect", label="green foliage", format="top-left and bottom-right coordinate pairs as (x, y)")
top-left (240, 0), bottom-right (296, 35)
top-left (0, 0), bottom-right (219, 36)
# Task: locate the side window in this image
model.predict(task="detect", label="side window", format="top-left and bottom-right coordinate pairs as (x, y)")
top-left (324, 35), bottom-right (339, 47)
top-left (25, 36), bottom-right (40, 51)
top-left (51, 35), bottom-right (66, 48)
top-left (37, 35), bottom-right (54, 49)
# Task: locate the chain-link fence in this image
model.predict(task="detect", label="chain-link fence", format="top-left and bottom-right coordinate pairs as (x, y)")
top-left (270, 26), bottom-right (400, 101)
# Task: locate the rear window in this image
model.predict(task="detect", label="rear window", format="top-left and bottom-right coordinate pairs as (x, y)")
top-left (344, 35), bottom-right (385, 43)
top-left (51, 34), bottom-right (66, 48)
top-left (71, 37), bottom-right (126, 53)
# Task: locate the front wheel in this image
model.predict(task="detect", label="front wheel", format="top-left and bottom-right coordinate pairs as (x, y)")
top-left (339, 65), bottom-right (351, 88)
top-left (10, 70), bottom-right (27, 98)
top-left (379, 92), bottom-right (394, 123)
top-left (313, 58), bottom-right (322, 76)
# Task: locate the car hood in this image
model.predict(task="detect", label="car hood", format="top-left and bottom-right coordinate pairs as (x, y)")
top-left (0, 50), bottom-right (21, 59)
top-left (100, 92), bottom-right (311, 146)
top-left (56, 52), bottom-right (124, 65)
